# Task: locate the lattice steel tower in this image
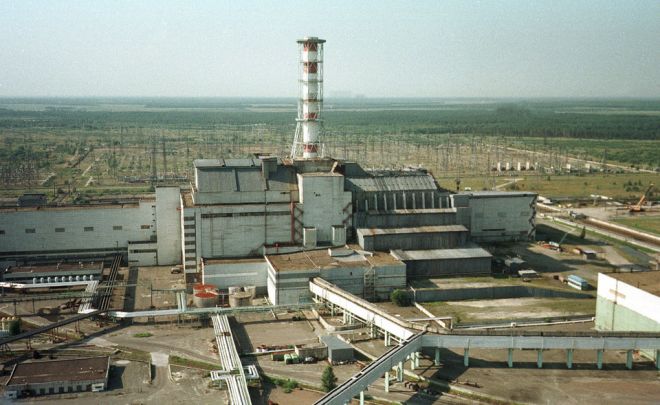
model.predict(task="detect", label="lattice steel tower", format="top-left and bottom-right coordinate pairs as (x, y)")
top-left (290, 36), bottom-right (325, 159)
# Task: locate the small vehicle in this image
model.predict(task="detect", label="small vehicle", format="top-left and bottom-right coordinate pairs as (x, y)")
top-left (170, 267), bottom-right (182, 274)
top-left (303, 356), bottom-right (317, 364)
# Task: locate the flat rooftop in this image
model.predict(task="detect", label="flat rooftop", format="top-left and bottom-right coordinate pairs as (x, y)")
top-left (357, 225), bottom-right (467, 236)
top-left (7, 356), bottom-right (109, 386)
top-left (462, 191), bottom-right (537, 198)
top-left (391, 245), bottom-right (493, 261)
top-left (0, 201), bottom-right (146, 213)
top-left (366, 208), bottom-right (457, 215)
top-left (5, 261), bottom-right (104, 275)
top-left (266, 245), bottom-right (402, 272)
top-left (606, 271), bottom-right (660, 296)
top-left (203, 257), bottom-right (266, 265)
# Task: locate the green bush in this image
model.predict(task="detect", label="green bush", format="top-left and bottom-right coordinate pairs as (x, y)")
top-left (390, 289), bottom-right (412, 307)
top-left (321, 366), bottom-right (337, 392)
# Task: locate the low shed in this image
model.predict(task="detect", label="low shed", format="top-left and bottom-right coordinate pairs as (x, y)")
top-left (4, 356), bottom-right (110, 399)
top-left (320, 335), bottom-right (354, 364)
top-left (391, 245), bottom-right (492, 278)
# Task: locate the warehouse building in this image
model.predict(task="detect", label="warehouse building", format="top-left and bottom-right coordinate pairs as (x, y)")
top-left (356, 225), bottom-right (468, 251)
top-left (596, 272), bottom-right (660, 361)
top-left (0, 187), bottom-right (181, 266)
top-left (454, 191), bottom-right (537, 242)
top-left (201, 257), bottom-right (269, 294)
top-left (1, 261), bottom-right (103, 285)
top-left (320, 335), bottom-right (354, 364)
top-left (391, 245), bottom-right (493, 279)
top-left (4, 356), bottom-right (110, 399)
top-left (266, 246), bottom-right (406, 305)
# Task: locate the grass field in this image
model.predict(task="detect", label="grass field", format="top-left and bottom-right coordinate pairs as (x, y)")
top-left (1, 98), bottom-right (658, 202)
top-left (612, 215), bottom-right (660, 236)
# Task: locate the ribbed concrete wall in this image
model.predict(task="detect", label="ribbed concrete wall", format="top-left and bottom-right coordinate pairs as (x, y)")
top-left (0, 202), bottom-right (155, 260)
top-left (405, 256), bottom-right (491, 278)
top-left (357, 227), bottom-right (468, 251)
top-left (353, 208), bottom-right (457, 229)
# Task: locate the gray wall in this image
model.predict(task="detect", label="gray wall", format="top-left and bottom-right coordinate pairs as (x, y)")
top-left (413, 285), bottom-right (593, 302)
top-left (405, 256), bottom-right (492, 278)
top-left (357, 227), bottom-right (468, 251)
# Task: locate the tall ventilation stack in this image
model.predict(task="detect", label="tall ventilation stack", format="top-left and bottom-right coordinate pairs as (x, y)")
top-left (291, 36), bottom-right (326, 159)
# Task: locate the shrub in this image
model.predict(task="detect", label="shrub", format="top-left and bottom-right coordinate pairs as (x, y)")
top-left (390, 289), bottom-right (412, 307)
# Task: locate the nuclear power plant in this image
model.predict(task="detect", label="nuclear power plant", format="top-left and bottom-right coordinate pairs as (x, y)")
top-left (1, 37), bottom-right (658, 405)
top-left (0, 37), bottom-right (536, 302)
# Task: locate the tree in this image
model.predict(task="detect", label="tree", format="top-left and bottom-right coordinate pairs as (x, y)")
top-left (8, 319), bottom-right (20, 336)
top-left (390, 289), bottom-right (412, 307)
top-left (321, 366), bottom-right (337, 392)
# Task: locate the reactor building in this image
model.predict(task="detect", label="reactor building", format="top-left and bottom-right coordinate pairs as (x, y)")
top-left (0, 37), bottom-right (537, 305)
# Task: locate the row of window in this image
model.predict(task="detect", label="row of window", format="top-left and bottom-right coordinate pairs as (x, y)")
top-left (34, 384), bottom-right (93, 395)
top-left (0, 225), bottom-right (152, 235)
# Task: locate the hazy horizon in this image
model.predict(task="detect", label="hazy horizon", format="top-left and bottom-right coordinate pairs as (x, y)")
top-left (1, 1), bottom-right (659, 98)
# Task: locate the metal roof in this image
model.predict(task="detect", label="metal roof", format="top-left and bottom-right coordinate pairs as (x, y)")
top-left (194, 158), bottom-right (263, 168)
top-left (391, 246), bottom-right (492, 261)
top-left (7, 356), bottom-right (109, 386)
top-left (345, 174), bottom-right (438, 193)
top-left (320, 335), bottom-right (353, 351)
top-left (357, 225), bottom-right (467, 236)
top-left (196, 164), bottom-right (296, 193)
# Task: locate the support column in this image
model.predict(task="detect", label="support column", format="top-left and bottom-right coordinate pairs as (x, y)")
top-left (384, 331), bottom-right (390, 347)
top-left (566, 349), bottom-right (574, 369)
top-left (463, 348), bottom-right (469, 367)
top-left (409, 354), bottom-right (415, 371)
top-left (397, 361), bottom-right (404, 382)
top-left (330, 303), bottom-right (335, 317)
top-left (414, 352), bottom-right (420, 369)
top-left (434, 348), bottom-right (441, 366)
top-left (656, 350), bottom-right (660, 371)
top-left (626, 350), bottom-right (633, 370)
top-left (507, 348), bottom-right (514, 368)
top-left (597, 349), bottom-right (604, 370)
top-left (359, 390), bottom-right (364, 405)
top-left (537, 350), bottom-right (543, 369)
top-left (384, 371), bottom-right (390, 393)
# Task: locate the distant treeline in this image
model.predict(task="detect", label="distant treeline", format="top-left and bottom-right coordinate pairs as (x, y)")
top-left (0, 99), bottom-right (659, 140)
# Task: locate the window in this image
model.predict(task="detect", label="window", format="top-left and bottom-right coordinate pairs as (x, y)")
top-left (25, 228), bottom-right (35, 234)
top-left (0, 230), bottom-right (5, 235)
top-left (184, 224), bottom-right (195, 229)
top-left (140, 224), bottom-right (151, 229)
top-left (84, 226), bottom-right (94, 232)
top-left (113, 225), bottom-right (123, 231)
top-left (55, 227), bottom-right (65, 233)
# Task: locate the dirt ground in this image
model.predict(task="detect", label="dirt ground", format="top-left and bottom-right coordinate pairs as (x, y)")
top-left (421, 347), bottom-right (660, 405)
top-left (424, 297), bottom-right (596, 323)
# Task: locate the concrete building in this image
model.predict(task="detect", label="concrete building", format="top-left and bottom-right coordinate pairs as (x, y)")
top-left (356, 225), bottom-right (468, 251)
top-left (454, 191), bottom-right (537, 242)
top-left (266, 246), bottom-right (406, 305)
top-left (201, 257), bottom-right (269, 294)
top-left (4, 356), bottom-right (110, 399)
top-left (320, 335), bottom-right (354, 364)
top-left (1, 262), bottom-right (103, 285)
top-left (596, 272), bottom-right (660, 361)
top-left (0, 187), bottom-right (182, 266)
